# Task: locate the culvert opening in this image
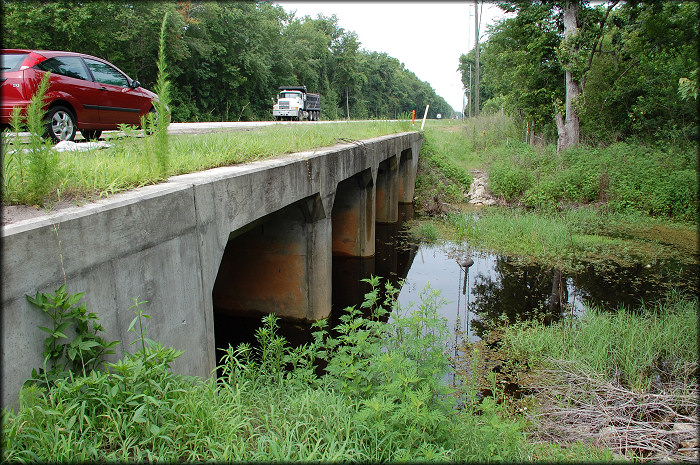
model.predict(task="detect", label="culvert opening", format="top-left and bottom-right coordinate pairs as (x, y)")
top-left (211, 196), bottom-right (329, 372)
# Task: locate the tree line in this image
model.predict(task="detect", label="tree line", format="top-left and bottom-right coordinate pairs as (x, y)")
top-left (459, 0), bottom-right (697, 149)
top-left (2, 1), bottom-right (455, 122)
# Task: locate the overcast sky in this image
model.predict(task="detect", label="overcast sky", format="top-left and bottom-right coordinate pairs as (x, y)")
top-left (277, 1), bottom-right (512, 113)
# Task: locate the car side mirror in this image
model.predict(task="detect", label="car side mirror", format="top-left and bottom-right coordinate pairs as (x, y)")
top-left (130, 80), bottom-right (141, 89)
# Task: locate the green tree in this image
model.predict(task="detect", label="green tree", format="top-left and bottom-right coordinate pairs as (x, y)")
top-left (579, 1), bottom-right (698, 144)
top-left (493, 0), bottom-right (620, 150)
top-left (472, 4), bottom-right (563, 139)
top-left (2, 1), bottom-right (456, 123)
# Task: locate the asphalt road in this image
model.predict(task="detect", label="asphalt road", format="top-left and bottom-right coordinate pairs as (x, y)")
top-left (9, 119), bottom-right (388, 141)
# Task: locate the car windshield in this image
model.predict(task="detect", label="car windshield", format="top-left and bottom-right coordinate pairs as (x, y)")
top-left (1, 53), bottom-right (28, 71)
top-left (280, 92), bottom-right (301, 99)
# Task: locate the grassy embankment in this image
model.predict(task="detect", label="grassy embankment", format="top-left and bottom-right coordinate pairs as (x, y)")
top-left (411, 116), bottom-right (698, 271)
top-left (2, 279), bottom-right (616, 462)
top-left (413, 116), bottom-right (698, 461)
top-left (1, 119), bottom-right (413, 208)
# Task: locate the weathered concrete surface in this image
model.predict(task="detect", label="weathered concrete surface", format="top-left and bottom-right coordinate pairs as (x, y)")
top-left (331, 170), bottom-right (375, 257)
top-left (1, 131), bottom-right (422, 408)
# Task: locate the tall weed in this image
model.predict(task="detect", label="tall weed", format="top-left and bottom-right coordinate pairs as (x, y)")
top-left (2, 72), bottom-right (60, 206)
top-left (142, 12), bottom-right (172, 178)
top-left (503, 290), bottom-right (698, 392)
top-left (2, 280), bottom-right (606, 462)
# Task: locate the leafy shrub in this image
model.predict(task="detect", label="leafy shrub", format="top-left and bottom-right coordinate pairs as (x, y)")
top-left (26, 285), bottom-right (120, 387)
top-left (483, 139), bottom-right (697, 222)
top-left (523, 179), bottom-right (561, 210)
top-left (3, 280), bottom-right (605, 462)
top-left (489, 162), bottom-right (532, 201)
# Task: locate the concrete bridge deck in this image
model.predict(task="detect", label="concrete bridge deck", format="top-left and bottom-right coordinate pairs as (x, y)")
top-left (1, 131), bottom-right (423, 408)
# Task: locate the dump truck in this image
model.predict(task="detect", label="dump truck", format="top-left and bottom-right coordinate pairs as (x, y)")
top-left (272, 86), bottom-right (321, 121)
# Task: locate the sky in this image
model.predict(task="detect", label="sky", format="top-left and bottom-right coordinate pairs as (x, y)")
top-left (277, 1), bottom-right (513, 114)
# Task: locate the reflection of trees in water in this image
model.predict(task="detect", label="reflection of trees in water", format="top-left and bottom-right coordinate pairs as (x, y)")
top-left (470, 256), bottom-right (567, 339)
top-left (572, 260), bottom-right (699, 312)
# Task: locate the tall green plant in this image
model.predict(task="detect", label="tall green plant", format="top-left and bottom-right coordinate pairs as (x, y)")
top-left (1, 107), bottom-right (25, 202)
top-left (23, 72), bottom-right (60, 206)
top-left (26, 285), bottom-right (120, 387)
top-left (144, 11), bottom-right (172, 178)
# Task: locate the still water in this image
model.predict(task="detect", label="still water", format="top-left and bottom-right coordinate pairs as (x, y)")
top-left (214, 206), bottom-right (698, 360)
top-left (396, 236), bottom-right (698, 348)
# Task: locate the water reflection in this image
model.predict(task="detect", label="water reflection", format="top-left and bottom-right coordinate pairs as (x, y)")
top-left (397, 242), bottom-right (698, 348)
top-left (215, 205), bottom-right (697, 368)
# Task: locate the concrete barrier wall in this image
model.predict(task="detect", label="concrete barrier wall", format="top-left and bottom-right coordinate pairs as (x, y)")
top-left (1, 131), bottom-right (423, 408)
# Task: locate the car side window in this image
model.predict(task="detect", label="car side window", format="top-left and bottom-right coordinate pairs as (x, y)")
top-left (83, 58), bottom-right (129, 87)
top-left (37, 56), bottom-right (90, 81)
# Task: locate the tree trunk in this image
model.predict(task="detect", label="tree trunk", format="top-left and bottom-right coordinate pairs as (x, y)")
top-left (558, 0), bottom-right (581, 152)
top-left (555, 112), bottom-right (566, 152)
top-left (346, 87), bottom-right (350, 120)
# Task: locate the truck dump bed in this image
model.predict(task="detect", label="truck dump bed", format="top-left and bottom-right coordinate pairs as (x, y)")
top-left (305, 93), bottom-right (321, 111)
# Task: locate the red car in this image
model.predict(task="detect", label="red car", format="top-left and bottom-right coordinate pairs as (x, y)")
top-left (1, 49), bottom-right (159, 141)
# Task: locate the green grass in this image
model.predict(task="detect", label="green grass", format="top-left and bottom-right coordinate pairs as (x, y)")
top-left (414, 115), bottom-right (698, 227)
top-left (2, 278), bottom-right (613, 462)
top-left (2, 120), bottom-right (413, 207)
top-left (482, 139), bottom-right (698, 222)
top-left (414, 221), bottom-right (439, 242)
top-left (503, 290), bottom-right (698, 393)
top-left (433, 206), bottom-right (698, 270)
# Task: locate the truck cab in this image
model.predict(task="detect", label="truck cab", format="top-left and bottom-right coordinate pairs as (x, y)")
top-left (273, 90), bottom-right (305, 120)
top-left (272, 85), bottom-right (321, 121)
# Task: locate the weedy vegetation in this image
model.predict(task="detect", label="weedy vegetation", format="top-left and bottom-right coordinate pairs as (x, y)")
top-left (2, 278), bottom-right (614, 462)
top-left (1, 72), bottom-right (61, 207)
top-left (2, 120), bottom-right (416, 208)
top-left (501, 290), bottom-right (698, 462)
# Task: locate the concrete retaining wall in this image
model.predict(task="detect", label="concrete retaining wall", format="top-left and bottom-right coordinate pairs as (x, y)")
top-left (1, 131), bottom-right (423, 408)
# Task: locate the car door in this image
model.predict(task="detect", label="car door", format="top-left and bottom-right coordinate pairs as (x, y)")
top-left (82, 57), bottom-right (148, 127)
top-left (36, 55), bottom-right (102, 126)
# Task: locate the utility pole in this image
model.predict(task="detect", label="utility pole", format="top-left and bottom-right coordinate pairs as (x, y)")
top-left (474, 0), bottom-right (480, 117)
top-left (468, 63), bottom-right (472, 118)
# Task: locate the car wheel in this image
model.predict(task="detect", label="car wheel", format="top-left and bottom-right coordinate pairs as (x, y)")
top-left (45, 106), bottom-right (76, 142)
top-left (80, 129), bottom-right (102, 141)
